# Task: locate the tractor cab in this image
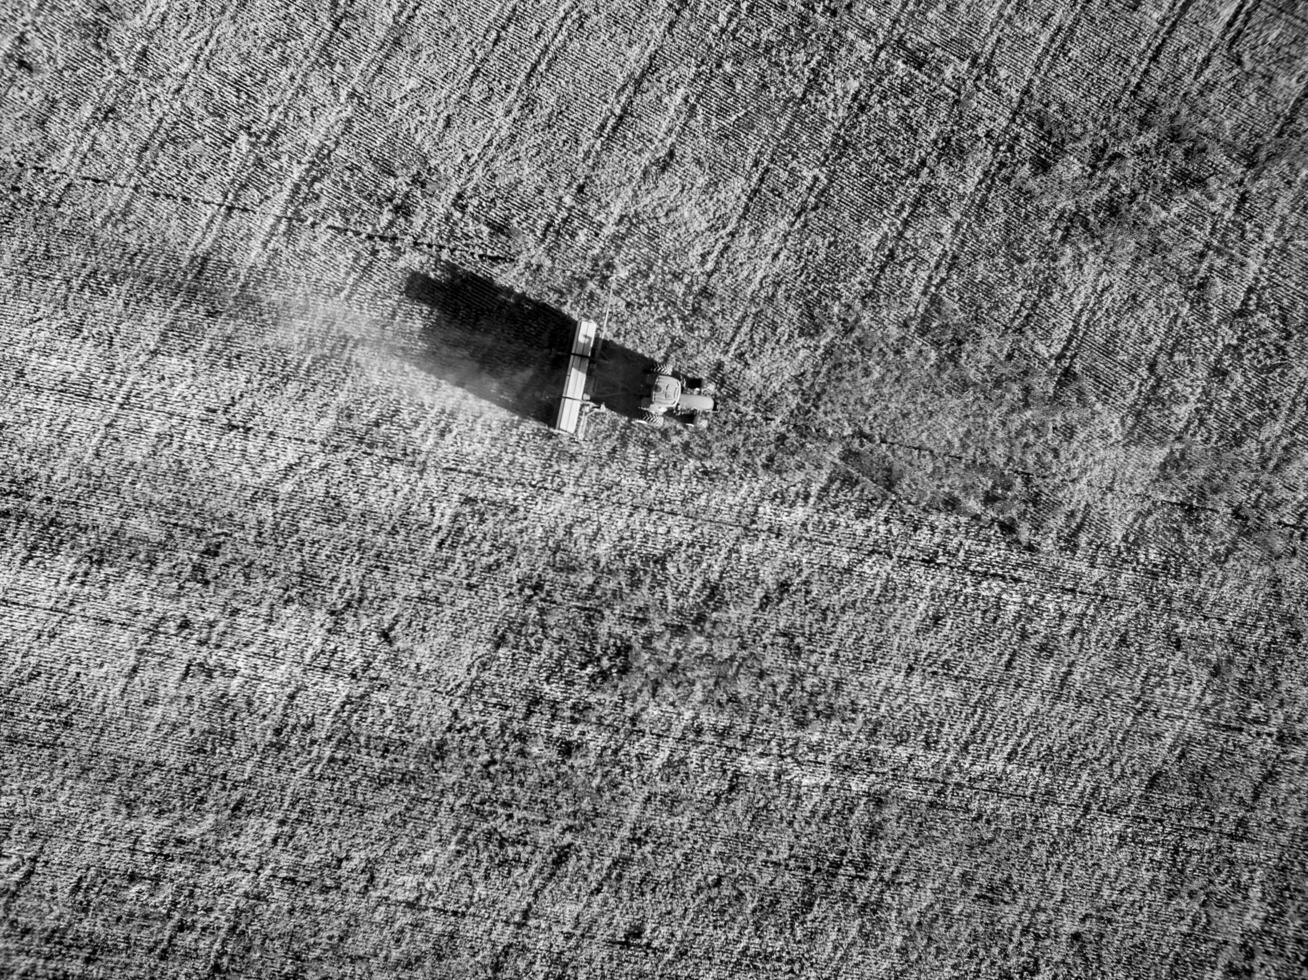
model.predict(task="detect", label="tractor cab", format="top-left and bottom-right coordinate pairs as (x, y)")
top-left (640, 365), bottom-right (715, 429)
top-left (648, 373), bottom-right (682, 410)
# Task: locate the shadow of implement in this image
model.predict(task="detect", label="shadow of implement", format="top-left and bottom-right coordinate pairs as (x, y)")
top-left (402, 264), bottom-right (658, 427)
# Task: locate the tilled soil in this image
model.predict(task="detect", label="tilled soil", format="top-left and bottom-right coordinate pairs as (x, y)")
top-left (2, 1), bottom-right (1306, 977)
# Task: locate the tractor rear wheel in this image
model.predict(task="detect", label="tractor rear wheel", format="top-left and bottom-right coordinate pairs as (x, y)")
top-left (641, 409), bottom-right (665, 428)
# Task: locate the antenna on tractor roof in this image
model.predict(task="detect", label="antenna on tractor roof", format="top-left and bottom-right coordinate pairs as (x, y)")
top-left (599, 271), bottom-right (617, 336)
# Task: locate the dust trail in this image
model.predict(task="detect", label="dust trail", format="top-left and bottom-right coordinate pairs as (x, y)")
top-left (261, 270), bottom-right (548, 423)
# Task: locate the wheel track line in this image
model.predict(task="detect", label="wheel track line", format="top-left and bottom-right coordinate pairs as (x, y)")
top-left (811, 790), bottom-right (876, 976)
top-left (51, 3), bottom-right (252, 311)
top-left (0, 799), bottom-right (777, 970)
top-left (12, 192), bottom-right (1308, 557)
top-left (5, 674), bottom-right (1282, 851)
top-left (1250, 359), bottom-right (1308, 507)
top-left (650, 793), bottom-right (771, 974)
top-left (537, 0), bottom-right (692, 248)
top-left (432, 0), bottom-right (528, 143)
top-left (5, 168), bottom-right (512, 260)
top-left (343, 51), bottom-right (612, 349)
top-left (1, 680), bottom-right (1296, 855)
top-left (0, 0), bottom-right (54, 108)
top-left (745, 154), bottom-right (1302, 546)
top-left (1008, 0), bottom-right (1232, 383)
top-left (258, 4), bottom-right (468, 197)
top-left (552, 716), bottom-right (688, 964)
top-left (1039, 260), bottom-right (1120, 397)
top-left (0, 585), bottom-right (480, 693)
top-left (1203, 348), bottom-right (1308, 453)
top-left (720, 74), bottom-right (872, 330)
top-left (1046, 7), bottom-right (1308, 416)
top-left (335, 0), bottom-right (584, 303)
top-left (137, 2), bottom-right (372, 264)
top-left (711, 67), bottom-right (852, 358)
top-left (1119, 188), bottom-right (1302, 442)
top-left (5, 247), bottom-right (349, 419)
top-left (1035, 82), bottom-right (1302, 410)
top-left (75, 0), bottom-right (251, 242)
top-left (1124, 0), bottom-right (1201, 103)
top-left (6, 188), bottom-right (1301, 553)
top-left (778, 0), bottom-right (1019, 372)
top-left (33, 0), bottom-right (172, 190)
top-left (1192, 0), bottom-right (1262, 83)
top-left (247, 0), bottom-right (429, 257)
top-left (40, 6), bottom-right (368, 378)
top-left (7, 774), bottom-right (1297, 931)
top-left (11, 247), bottom-right (1307, 551)
top-left (333, 0), bottom-right (478, 134)
top-left (893, 1), bottom-right (1091, 333)
top-left (711, 0), bottom-right (1004, 355)
top-left (0, 396), bottom-right (1191, 618)
top-left (1122, 85), bottom-right (1308, 444)
top-left (7, 482), bottom-right (1134, 697)
top-left (191, 8), bottom-right (422, 311)
top-left (719, 336), bottom-right (1308, 551)
top-left (369, 0), bottom-right (525, 177)
top-left (431, 0), bottom-right (586, 204)
top-left (5, 444), bottom-right (1287, 711)
top-left (693, 54), bottom-right (829, 320)
top-left (488, 827), bottom-right (617, 976)
top-left (4, 370), bottom-right (1298, 636)
top-left (714, 71), bottom-right (880, 353)
top-left (328, 2), bottom-right (581, 305)
top-left (583, 0), bottom-right (759, 268)
top-left (1157, 211), bottom-right (1305, 451)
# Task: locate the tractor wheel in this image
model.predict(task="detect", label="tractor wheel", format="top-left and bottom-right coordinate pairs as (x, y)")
top-left (641, 409), bottom-right (665, 428)
top-left (692, 413), bottom-right (710, 430)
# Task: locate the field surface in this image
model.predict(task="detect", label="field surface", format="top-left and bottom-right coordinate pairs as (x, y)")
top-left (2, 0), bottom-right (1307, 977)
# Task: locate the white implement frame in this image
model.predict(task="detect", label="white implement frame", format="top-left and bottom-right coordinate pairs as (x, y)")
top-left (553, 317), bottom-right (599, 437)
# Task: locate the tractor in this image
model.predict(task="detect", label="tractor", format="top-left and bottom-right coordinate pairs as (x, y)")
top-left (639, 364), bottom-right (716, 429)
top-left (552, 317), bottom-right (716, 439)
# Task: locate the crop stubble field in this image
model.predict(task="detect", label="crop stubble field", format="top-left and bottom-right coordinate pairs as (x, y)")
top-left (2, 0), bottom-right (1307, 977)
